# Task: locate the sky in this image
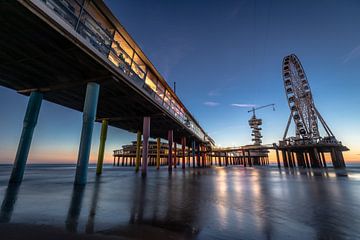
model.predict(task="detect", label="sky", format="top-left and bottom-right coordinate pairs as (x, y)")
top-left (0, 0), bottom-right (360, 164)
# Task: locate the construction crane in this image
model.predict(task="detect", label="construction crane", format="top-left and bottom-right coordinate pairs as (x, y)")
top-left (247, 104), bottom-right (275, 145)
top-left (248, 104), bottom-right (275, 117)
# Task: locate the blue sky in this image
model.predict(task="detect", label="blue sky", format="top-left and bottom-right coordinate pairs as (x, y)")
top-left (0, 0), bottom-right (359, 163)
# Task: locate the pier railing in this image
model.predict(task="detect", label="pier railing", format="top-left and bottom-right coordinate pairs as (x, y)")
top-left (39, 0), bottom-right (206, 141)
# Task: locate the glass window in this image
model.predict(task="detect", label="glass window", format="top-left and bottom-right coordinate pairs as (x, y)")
top-left (131, 63), bottom-right (145, 79)
top-left (108, 51), bottom-right (120, 67)
top-left (133, 53), bottom-right (146, 72)
top-left (85, 1), bottom-right (114, 39)
top-left (44, 0), bottom-right (82, 27)
top-left (112, 32), bottom-right (133, 65)
top-left (145, 71), bottom-right (157, 92)
top-left (131, 53), bottom-right (146, 79)
top-left (156, 82), bottom-right (165, 98)
top-left (163, 91), bottom-right (171, 110)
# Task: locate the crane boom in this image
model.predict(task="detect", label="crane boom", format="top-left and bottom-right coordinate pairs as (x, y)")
top-left (248, 104), bottom-right (275, 116)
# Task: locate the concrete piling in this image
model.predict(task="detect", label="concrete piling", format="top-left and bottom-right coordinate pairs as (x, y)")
top-left (182, 137), bottom-right (186, 169)
top-left (168, 130), bottom-right (173, 172)
top-left (96, 119), bottom-right (108, 175)
top-left (141, 117), bottom-right (150, 176)
top-left (135, 130), bottom-right (141, 172)
top-left (75, 82), bottom-right (100, 185)
top-left (192, 140), bottom-right (196, 168)
top-left (9, 91), bottom-right (43, 184)
top-left (156, 138), bottom-right (160, 170)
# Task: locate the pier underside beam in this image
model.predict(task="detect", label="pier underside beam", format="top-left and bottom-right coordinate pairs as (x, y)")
top-left (9, 91), bottom-right (43, 184)
top-left (75, 82), bottom-right (100, 185)
top-left (96, 119), bottom-right (108, 175)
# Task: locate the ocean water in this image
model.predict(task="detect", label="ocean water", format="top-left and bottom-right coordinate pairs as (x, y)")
top-left (0, 164), bottom-right (360, 239)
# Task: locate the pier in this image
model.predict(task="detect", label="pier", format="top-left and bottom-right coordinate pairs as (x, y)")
top-left (0, 0), bottom-right (214, 184)
top-left (113, 142), bottom-right (271, 168)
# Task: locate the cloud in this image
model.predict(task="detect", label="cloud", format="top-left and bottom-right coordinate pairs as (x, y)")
top-left (343, 44), bottom-right (360, 63)
top-left (230, 103), bottom-right (256, 108)
top-left (204, 101), bottom-right (220, 107)
top-left (208, 89), bottom-right (221, 97)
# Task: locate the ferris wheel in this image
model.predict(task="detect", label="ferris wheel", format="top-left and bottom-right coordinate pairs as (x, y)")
top-left (282, 54), bottom-right (321, 140)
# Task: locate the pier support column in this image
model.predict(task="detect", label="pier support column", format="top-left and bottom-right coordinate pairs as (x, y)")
top-left (296, 152), bottom-right (305, 168)
top-left (313, 148), bottom-right (321, 168)
top-left (242, 149), bottom-right (246, 167)
top-left (156, 138), bottom-right (161, 170)
top-left (321, 152), bottom-right (327, 168)
top-left (9, 91), bottom-right (43, 184)
top-left (135, 130), bottom-right (142, 172)
top-left (287, 150), bottom-right (294, 168)
top-left (182, 137), bottom-right (186, 169)
top-left (282, 150), bottom-right (289, 168)
top-left (187, 141), bottom-right (191, 167)
top-left (202, 146), bottom-right (207, 167)
top-left (197, 144), bottom-right (201, 167)
top-left (141, 117), bottom-right (150, 176)
top-left (168, 130), bottom-right (173, 172)
top-left (337, 150), bottom-right (346, 168)
top-left (174, 142), bottom-right (177, 168)
top-left (247, 150), bottom-right (252, 167)
top-left (304, 152), bottom-right (310, 168)
top-left (96, 119), bottom-right (108, 175)
top-left (276, 149), bottom-right (281, 168)
top-left (192, 141), bottom-right (196, 168)
top-left (74, 82), bottom-right (100, 185)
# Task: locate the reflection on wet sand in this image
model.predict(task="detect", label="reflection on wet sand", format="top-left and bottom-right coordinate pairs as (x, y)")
top-left (85, 176), bottom-right (102, 234)
top-left (0, 166), bottom-right (359, 239)
top-left (0, 183), bottom-right (20, 223)
top-left (110, 172), bottom-right (202, 239)
top-left (65, 184), bottom-right (85, 233)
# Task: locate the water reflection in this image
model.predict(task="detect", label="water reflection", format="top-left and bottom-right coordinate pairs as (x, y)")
top-left (65, 184), bottom-right (85, 233)
top-left (85, 175), bottom-right (102, 234)
top-left (0, 183), bottom-right (20, 223)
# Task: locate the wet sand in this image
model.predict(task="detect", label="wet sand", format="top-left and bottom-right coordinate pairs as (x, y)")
top-left (0, 164), bottom-right (360, 239)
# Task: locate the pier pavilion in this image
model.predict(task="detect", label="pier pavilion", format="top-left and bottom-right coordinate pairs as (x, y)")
top-left (0, 0), bottom-right (214, 184)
